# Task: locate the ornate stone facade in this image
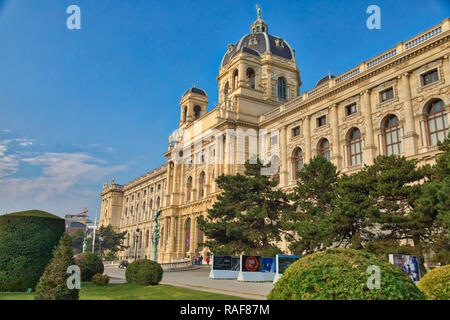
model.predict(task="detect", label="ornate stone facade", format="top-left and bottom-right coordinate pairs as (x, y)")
top-left (100, 14), bottom-right (450, 262)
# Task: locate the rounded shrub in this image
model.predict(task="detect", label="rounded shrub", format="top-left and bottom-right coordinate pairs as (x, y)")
top-left (268, 248), bottom-right (425, 300)
top-left (417, 265), bottom-right (449, 300)
top-left (125, 259), bottom-right (163, 286)
top-left (74, 252), bottom-right (104, 281)
top-left (0, 210), bottom-right (65, 292)
top-left (91, 273), bottom-right (110, 286)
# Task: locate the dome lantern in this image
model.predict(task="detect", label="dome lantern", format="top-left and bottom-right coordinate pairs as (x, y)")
top-left (251, 5), bottom-right (268, 34)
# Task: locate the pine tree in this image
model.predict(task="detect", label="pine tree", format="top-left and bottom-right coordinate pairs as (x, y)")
top-left (283, 155), bottom-right (339, 255)
top-left (415, 135), bottom-right (450, 265)
top-left (34, 233), bottom-right (79, 300)
top-left (197, 159), bottom-right (292, 256)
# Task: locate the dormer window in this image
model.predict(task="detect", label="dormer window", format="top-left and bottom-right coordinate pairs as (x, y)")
top-left (249, 35), bottom-right (258, 46)
top-left (227, 44), bottom-right (234, 53)
top-left (275, 38), bottom-right (284, 48)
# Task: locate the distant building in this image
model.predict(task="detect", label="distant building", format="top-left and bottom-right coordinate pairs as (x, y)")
top-left (65, 208), bottom-right (94, 234)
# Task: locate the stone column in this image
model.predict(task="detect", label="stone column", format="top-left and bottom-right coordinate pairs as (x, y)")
top-left (330, 104), bottom-right (342, 168)
top-left (165, 162), bottom-right (172, 207)
top-left (168, 216), bottom-right (176, 258)
top-left (303, 116), bottom-right (312, 162)
top-left (192, 164), bottom-right (198, 201)
top-left (239, 63), bottom-right (246, 87)
top-left (224, 130), bottom-right (234, 174)
top-left (189, 215), bottom-right (195, 254)
top-left (400, 73), bottom-right (419, 156)
top-left (170, 163), bottom-right (179, 205)
top-left (362, 90), bottom-right (376, 165)
top-left (280, 125), bottom-right (288, 186)
top-left (265, 66), bottom-right (272, 99)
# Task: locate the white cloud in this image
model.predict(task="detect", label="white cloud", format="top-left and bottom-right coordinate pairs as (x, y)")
top-left (0, 151), bottom-right (126, 216)
top-left (0, 139), bottom-right (18, 177)
top-left (15, 138), bottom-right (33, 147)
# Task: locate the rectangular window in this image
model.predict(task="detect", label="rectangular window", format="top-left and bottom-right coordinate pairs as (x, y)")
top-left (270, 135), bottom-right (278, 146)
top-left (380, 88), bottom-right (394, 102)
top-left (422, 69), bottom-right (439, 86)
top-left (345, 103), bottom-right (357, 116)
top-left (292, 126), bottom-right (300, 137)
top-left (317, 115), bottom-right (326, 128)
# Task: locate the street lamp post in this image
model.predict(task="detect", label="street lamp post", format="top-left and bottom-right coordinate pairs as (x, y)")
top-left (134, 208), bottom-right (141, 261)
top-left (98, 236), bottom-right (104, 260)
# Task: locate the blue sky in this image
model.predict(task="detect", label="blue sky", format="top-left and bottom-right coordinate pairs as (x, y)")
top-left (0, 0), bottom-right (449, 219)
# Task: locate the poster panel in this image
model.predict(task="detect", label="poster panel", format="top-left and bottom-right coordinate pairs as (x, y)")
top-left (389, 254), bottom-right (421, 282)
top-left (231, 257), bottom-right (240, 271)
top-left (212, 255), bottom-right (232, 270)
top-left (242, 255), bottom-right (262, 272)
top-left (278, 255), bottom-right (300, 274)
top-left (261, 257), bottom-right (276, 273)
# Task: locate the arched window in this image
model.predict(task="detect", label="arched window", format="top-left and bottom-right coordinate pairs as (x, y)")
top-left (145, 230), bottom-right (149, 248)
top-left (348, 128), bottom-right (362, 166)
top-left (270, 155), bottom-right (280, 182)
top-left (194, 105), bottom-right (201, 119)
top-left (384, 115), bottom-right (402, 155)
top-left (292, 148), bottom-right (303, 178)
top-left (156, 197), bottom-right (160, 210)
top-left (183, 106), bottom-right (187, 122)
top-left (224, 81), bottom-right (229, 97)
top-left (277, 77), bottom-right (287, 101)
top-left (233, 70), bottom-right (239, 90)
top-left (427, 99), bottom-right (448, 146)
top-left (246, 68), bottom-right (256, 89)
top-left (318, 139), bottom-right (330, 160)
top-left (198, 171), bottom-right (206, 199)
top-left (186, 176), bottom-right (192, 202)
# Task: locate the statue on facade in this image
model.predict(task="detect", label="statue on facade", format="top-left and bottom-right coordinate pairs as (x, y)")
top-left (152, 210), bottom-right (162, 261)
top-left (110, 177), bottom-right (115, 185)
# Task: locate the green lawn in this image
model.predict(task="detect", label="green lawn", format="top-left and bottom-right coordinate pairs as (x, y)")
top-left (0, 282), bottom-right (244, 300)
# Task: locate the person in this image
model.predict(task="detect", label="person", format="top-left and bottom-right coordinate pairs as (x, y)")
top-left (199, 255), bottom-right (203, 265)
top-left (192, 255), bottom-right (196, 265)
top-left (205, 255), bottom-right (210, 265)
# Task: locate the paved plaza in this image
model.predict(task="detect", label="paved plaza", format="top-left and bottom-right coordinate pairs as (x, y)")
top-left (104, 265), bottom-right (273, 300)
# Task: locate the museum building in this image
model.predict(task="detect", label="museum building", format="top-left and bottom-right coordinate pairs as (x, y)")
top-left (99, 13), bottom-right (450, 263)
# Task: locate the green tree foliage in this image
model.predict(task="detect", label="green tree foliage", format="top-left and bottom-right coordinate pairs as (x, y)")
top-left (197, 159), bottom-right (291, 256)
top-left (283, 156), bottom-right (339, 255)
top-left (34, 233), bottom-right (79, 300)
top-left (415, 136), bottom-right (450, 265)
top-left (0, 210), bottom-right (65, 292)
top-left (69, 229), bottom-right (85, 255)
top-left (268, 248), bottom-right (424, 300)
top-left (86, 225), bottom-right (128, 256)
top-left (74, 252), bottom-right (104, 281)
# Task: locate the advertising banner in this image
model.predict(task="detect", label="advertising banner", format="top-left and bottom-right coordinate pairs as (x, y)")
top-left (231, 257), bottom-right (240, 271)
top-left (242, 255), bottom-right (262, 272)
top-left (212, 255), bottom-right (232, 270)
top-left (261, 257), bottom-right (276, 273)
top-left (389, 254), bottom-right (421, 283)
top-left (273, 255), bottom-right (300, 283)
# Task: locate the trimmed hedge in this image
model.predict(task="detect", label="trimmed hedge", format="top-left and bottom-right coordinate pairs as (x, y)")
top-left (125, 259), bottom-right (163, 285)
top-left (92, 273), bottom-right (110, 286)
top-left (268, 248), bottom-right (425, 300)
top-left (34, 233), bottom-right (79, 300)
top-left (74, 252), bottom-right (104, 281)
top-left (0, 210), bottom-right (65, 292)
top-left (417, 265), bottom-right (449, 300)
